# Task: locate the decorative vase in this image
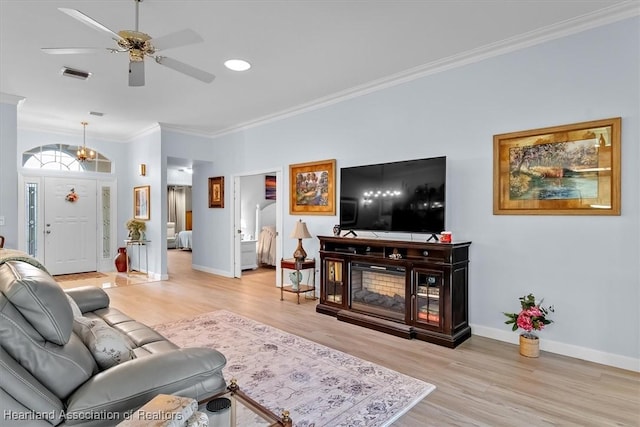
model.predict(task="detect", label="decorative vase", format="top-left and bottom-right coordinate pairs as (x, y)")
top-left (289, 271), bottom-right (302, 290)
top-left (333, 224), bottom-right (341, 236)
top-left (114, 247), bottom-right (128, 272)
top-left (519, 334), bottom-right (540, 358)
top-left (129, 229), bottom-right (141, 241)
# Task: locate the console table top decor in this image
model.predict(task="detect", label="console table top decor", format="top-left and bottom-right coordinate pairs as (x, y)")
top-left (317, 235), bottom-right (471, 348)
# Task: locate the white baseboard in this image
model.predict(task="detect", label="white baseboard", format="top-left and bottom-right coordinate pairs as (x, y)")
top-left (471, 324), bottom-right (640, 372)
top-left (192, 264), bottom-right (233, 278)
top-left (141, 271), bottom-right (166, 281)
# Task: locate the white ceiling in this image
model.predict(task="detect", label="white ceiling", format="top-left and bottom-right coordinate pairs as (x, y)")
top-left (1, 1), bottom-right (637, 141)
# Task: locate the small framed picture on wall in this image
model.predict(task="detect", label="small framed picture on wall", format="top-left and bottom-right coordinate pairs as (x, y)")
top-left (209, 176), bottom-right (224, 208)
top-left (265, 175), bottom-right (276, 200)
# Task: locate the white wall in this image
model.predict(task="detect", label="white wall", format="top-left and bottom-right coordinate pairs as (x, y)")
top-left (167, 168), bottom-right (193, 186)
top-left (194, 17), bottom-right (639, 369)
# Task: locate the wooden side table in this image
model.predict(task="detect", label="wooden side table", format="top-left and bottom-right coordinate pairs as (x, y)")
top-left (280, 258), bottom-right (316, 304)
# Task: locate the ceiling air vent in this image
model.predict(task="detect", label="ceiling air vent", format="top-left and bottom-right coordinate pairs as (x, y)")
top-left (61, 67), bottom-right (91, 80)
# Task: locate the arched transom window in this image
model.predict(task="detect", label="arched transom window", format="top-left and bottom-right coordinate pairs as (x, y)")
top-left (22, 144), bottom-right (112, 173)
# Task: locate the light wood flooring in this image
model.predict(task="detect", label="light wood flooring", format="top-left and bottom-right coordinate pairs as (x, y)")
top-left (60, 250), bottom-right (640, 426)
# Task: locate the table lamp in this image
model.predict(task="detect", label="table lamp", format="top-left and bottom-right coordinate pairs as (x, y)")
top-left (290, 219), bottom-right (312, 261)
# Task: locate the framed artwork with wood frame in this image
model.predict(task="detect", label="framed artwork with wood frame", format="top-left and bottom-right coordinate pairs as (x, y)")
top-left (493, 117), bottom-right (621, 215)
top-left (289, 159), bottom-right (336, 215)
top-left (209, 176), bottom-right (224, 208)
top-left (133, 185), bottom-right (150, 220)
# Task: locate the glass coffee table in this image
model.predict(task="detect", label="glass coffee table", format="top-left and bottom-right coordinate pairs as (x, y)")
top-left (199, 379), bottom-right (292, 427)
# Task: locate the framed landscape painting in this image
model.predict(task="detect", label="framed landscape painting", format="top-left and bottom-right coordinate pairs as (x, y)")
top-left (289, 159), bottom-right (336, 215)
top-left (493, 117), bottom-right (621, 215)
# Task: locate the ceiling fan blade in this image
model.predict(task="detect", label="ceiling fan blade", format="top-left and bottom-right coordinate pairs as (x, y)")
top-left (151, 29), bottom-right (204, 51)
top-left (129, 61), bottom-right (145, 87)
top-left (58, 8), bottom-right (124, 42)
top-left (41, 47), bottom-right (104, 55)
top-left (155, 56), bottom-right (215, 83)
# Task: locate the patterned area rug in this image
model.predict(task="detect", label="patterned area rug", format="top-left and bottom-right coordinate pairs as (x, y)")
top-left (54, 271), bottom-right (108, 282)
top-left (154, 310), bottom-right (435, 427)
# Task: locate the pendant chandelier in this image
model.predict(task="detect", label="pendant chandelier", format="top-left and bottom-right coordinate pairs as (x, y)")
top-left (76, 121), bottom-right (95, 162)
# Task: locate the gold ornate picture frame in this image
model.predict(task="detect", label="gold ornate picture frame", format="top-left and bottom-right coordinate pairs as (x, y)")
top-left (289, 159), bottom-right (336, 215)
top-left (208, 176), bottom-right (224, 208)
top-left (493, 117), bottom-right (621, 215)
top-left (133, 185), bottom-right (150, 220)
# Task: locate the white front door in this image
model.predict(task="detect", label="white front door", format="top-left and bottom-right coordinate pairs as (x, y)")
top-left (44, 177), bottom-right (97, 275)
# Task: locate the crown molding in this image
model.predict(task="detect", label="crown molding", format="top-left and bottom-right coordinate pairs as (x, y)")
top-left (0, 92), bottom-right (25, 106)
top-left (209, 1), bottom-right (639, 139)
top-left (124, 122), bottom-right (161, 142)
top-left (17, 123), bottom-right (130, 143)
top-left (159, 123), bottom-right (213, 139)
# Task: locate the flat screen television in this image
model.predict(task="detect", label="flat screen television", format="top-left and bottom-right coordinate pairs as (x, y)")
top-left (339, 156), bottom-right (446, 234)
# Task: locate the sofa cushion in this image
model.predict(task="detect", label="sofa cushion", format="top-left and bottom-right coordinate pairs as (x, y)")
top-left (73, 316), bottom-right (135, 370)
top-left (0, 261), bottom-right (72, 345)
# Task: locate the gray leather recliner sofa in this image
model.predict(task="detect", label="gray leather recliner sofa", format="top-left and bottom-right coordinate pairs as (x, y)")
top-left (0, 254), bottom-right (227, 426)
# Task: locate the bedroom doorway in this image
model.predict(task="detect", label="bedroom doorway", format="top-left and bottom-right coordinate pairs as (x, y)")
top-left (233, 169), bottom-right (283, 284)
top-left (167, 185), bottom-right (192, 250)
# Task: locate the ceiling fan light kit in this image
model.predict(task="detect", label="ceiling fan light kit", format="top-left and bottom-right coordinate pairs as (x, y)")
top-left (44, 0), bottom-right (215, 87)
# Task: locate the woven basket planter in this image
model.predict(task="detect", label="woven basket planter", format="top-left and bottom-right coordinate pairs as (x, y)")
top-left (519, 334), bottom-right (540, 358)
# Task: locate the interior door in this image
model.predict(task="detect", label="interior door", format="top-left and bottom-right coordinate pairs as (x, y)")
top-left (44, 177), bottom-right (97, 275)
top-left (233, 177), bottom-right (242, 278)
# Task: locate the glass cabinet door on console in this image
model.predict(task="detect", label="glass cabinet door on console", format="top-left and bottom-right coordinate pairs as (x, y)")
top-left (413, 268), bottom-right (443, 330)
top-left (322, 258), bottom-right (345, 307)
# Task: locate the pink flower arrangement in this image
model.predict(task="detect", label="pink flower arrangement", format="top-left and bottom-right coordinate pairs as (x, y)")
top-left (504, 294), bottom-right (554, 338)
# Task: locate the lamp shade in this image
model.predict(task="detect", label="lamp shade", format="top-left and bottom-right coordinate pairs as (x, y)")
top-left (290, 220), bottom-right (312, 239)
top-left (290, 219), bottom-right (312, 261)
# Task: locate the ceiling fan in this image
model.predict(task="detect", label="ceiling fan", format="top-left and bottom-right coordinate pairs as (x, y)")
top-left (42, 0), bottom-right (215, 87)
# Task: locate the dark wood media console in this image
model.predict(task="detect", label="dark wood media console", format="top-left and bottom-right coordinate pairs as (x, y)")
top-left (317, 235), bottom-right (471, 348)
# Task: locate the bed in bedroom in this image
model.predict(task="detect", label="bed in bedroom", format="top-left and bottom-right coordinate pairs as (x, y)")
top-left (176, 230), bottom-right (192, 250)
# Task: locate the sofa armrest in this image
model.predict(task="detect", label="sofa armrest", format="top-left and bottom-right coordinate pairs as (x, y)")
top-left (65, 286), bottom-right (110, 313)
top-left (65, 348), bottom-right (226, 421)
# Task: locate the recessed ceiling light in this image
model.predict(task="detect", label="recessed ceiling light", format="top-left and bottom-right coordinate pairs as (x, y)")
top-left (224, 59), bottom-right (251, 72)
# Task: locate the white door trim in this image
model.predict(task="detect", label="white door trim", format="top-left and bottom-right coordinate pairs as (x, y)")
top-left (231, 167), bottom-right (283, 286)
